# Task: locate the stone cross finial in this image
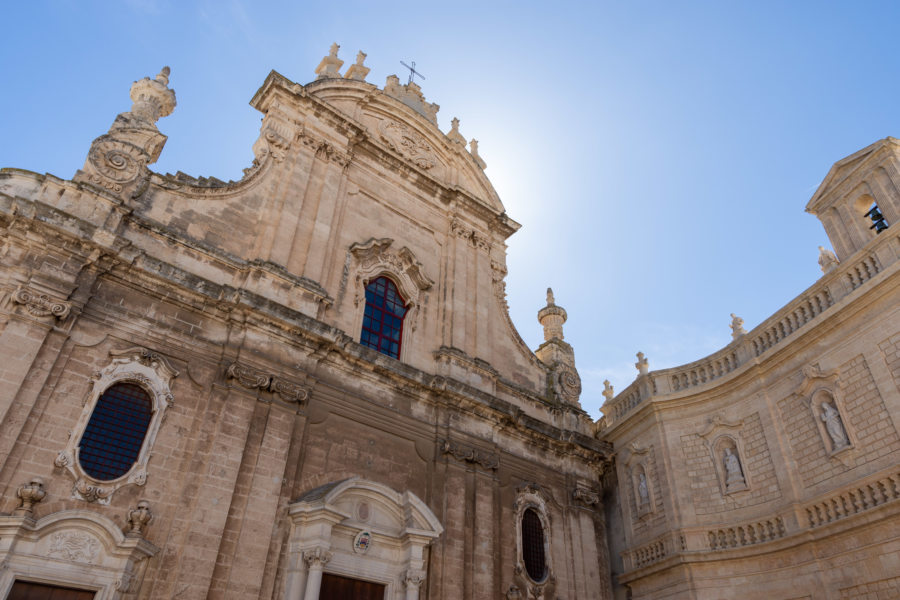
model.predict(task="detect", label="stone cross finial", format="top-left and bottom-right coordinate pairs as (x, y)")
top-left (602, 380), bottom-right (615, 402)
top-left (126, 500), bottom-right (153, 537)
top-left (344, 50), bottom-right (370, 81)
top-left (730, 313), bottom-right (746, 340)
top-left (447, 117), bottom-right (466, 146)
top-left (315, 43), bottom-right (345, 79)
top-left (818, 245), bottom-right (840, 274)
top-left (15, 477), bottom-right (46, 515)
top-left (635, 352), bottom-right (649, 375)
top-left (469, 139), bottom-right (487, 169)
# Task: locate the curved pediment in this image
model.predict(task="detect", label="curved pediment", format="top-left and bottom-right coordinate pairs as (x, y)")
top-left (305, 77), bottom-right (505, 213)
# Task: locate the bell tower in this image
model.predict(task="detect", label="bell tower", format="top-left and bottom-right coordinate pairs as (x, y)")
top-left (806, 137), bottom-right (899, 261)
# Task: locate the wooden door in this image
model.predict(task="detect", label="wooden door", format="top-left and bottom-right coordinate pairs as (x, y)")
top-left (319, 573), bottom-right (386, 600)
top-left (7, 581), bottom-right (96, 600)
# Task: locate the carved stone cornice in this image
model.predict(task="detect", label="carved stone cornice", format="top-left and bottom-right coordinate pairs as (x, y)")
top-left (439, 438), bottom-right (499, 471)
top-left (11, 287), bottom-right (71, 319)
top-left (225, 362), bottom-right (310, 404)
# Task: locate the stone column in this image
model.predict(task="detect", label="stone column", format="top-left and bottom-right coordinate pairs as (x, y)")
top-left (302, 548), bottom-right (331, 600)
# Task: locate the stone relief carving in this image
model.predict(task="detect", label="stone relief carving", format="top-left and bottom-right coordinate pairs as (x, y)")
top-left (439, 438), bottom-right (499, 470)
top-left (47, 532), bottom-right (100, 564)
top-left (450, 218), bottom-right (492, 253)
top-left (11, 287), bottom-right (71, 319)
top-left (225, 362), bottom-right (310, 404)
top-left (572, 487), bottom-right (600, 507)
top-left (55, 347), bottom-right (177, 504)
top-left (553, 363), bottom-right (583, 405)
top-left (379, 120), bottom-right (437, 170)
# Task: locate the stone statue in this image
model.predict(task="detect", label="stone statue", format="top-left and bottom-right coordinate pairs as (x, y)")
top-left (818, 245), bottom-right (840, 274)
top-left (821, 401), bottom-right (849, 449)
top-left (638, 472), bottom-right (649, 506)
top-left (602, 379), bottom-right (614, 402)
top-left (329, 42), bottom-right (340, 57)
top-left (723, 447), bottom-right (745, 491)
top-left (730, 313), bottom-right (746, 339)
top-left (355, 50), bottom-right (366, 65)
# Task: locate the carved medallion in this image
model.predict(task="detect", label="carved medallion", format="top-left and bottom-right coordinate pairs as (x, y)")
top-left (555, 364), bottom-right (582, 404)
top-left (87, 138), bottom-right (144, 183)
top-left (379, 120), bottom-right (436, 170)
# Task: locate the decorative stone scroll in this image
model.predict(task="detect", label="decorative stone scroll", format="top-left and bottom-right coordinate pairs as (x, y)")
top-left (55, 347), bottom-right (177, 504)
top-left (11, 287), bottom-right (71, 319)
top-left (225, 362), bottom-right (310, 404)
top-left (439, 438), bottom-right (499, 470)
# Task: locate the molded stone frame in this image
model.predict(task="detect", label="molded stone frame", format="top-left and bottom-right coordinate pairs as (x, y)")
top-left (623, 444), bottom-right (655, 519)
top-left (698, 416), bottom-right (751, 497)
top-left (0, 509), bottom-right (157, 599)
top-left (284, 477), bottom-right (442, 600)
top-left (797, 364), bottom-right (856, 462)
top-left (54, 347), bottom-right (178, 504)
top-left (512, 483), bottom-right (555, 598)
top-left (349, 238), bottom-right (434, 363)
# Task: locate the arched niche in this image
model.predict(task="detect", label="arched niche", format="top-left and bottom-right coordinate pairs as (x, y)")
top-left (0, 509), bottom-right (157, 599)
top-left (284, 477), bottom-right (443, 600)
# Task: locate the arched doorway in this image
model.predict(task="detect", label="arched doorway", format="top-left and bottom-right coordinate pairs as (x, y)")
top-left (283, 478), bottom-right (443, 600)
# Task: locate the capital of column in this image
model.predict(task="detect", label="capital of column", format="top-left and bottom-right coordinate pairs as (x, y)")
top-left (404, 568), bottom-right (427, 589)
top-left (302, 547), bottom-right (333, 569)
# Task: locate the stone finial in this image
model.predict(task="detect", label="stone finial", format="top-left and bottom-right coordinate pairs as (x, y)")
top-left (469, 138), bottom-right (487, 169)
top-left (382, 76), bottom-right (440, 124)
top-left (602, 380), bottom-right (615, 403)
top-left (447, 117), bottom-right (466, 146)
top-left (126, 500), bottom-right (152, 537)
top-left (537, 287), bottom-right (567, 341)
top-left (15, 477), bottom-right (46, 515)
top-left (635, 352), bottom-right (649, 376)
top-left (129, 66), bottom-right (176, 124)
top-left (315, 42), bottom-right (344, 79)
top-left (818, 245), bottom-right (840, 274)
top-left (730, 313), bottom-right (746, 340)
top-left (344, 50), bottom-right (370, 82)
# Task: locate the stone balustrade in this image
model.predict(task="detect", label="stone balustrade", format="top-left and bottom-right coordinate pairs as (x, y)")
top-left (600, 231), bottom-right (900, 429)
top-left (707, 516), bottom-right (786, 550)
top-left (805, 468), bottom-right (900, 529)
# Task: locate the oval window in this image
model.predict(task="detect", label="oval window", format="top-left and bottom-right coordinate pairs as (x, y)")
top-left (521, 507), bottom-right (547, 582)
top-left (78, 382), bottom-right (152, 481)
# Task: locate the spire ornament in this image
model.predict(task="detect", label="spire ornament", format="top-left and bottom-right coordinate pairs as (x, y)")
top-left (315, 43), bottom-right (344, 79)
top-left (73, 67), bottom-right (176, 197)
top-left (344, 51), bottom-right (370, 81)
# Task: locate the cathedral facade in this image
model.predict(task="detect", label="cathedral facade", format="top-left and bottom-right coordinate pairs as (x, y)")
top-left (0, 46), bottom-right (897, 600)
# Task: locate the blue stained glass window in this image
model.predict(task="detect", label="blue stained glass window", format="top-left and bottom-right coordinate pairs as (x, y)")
top-left (360, 276), bottom-right (408, 359)
top-left (78, 382), bottom-right (152, 481)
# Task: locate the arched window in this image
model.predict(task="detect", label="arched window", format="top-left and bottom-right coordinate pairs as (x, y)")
top-left (521, 508), bottom-right (547, 582)
top-left (78, 382), bottom-right (152, 481)
top-left (360, 276), bottom-right (407, 359)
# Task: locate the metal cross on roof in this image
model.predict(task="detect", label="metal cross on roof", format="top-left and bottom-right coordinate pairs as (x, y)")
top-left (400, 60), bottom-right (425, 85)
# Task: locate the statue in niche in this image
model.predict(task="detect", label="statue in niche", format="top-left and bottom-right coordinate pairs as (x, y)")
top-left (821, 401), bottom-right (849, 450)
top-left (637, 472), bottom-right (649, 506)
top-left (723, 447), bottom-right (746, 491)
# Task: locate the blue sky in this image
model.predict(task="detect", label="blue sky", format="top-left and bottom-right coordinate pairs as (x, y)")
top-left (3, 2), bottom-right (899, 417)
